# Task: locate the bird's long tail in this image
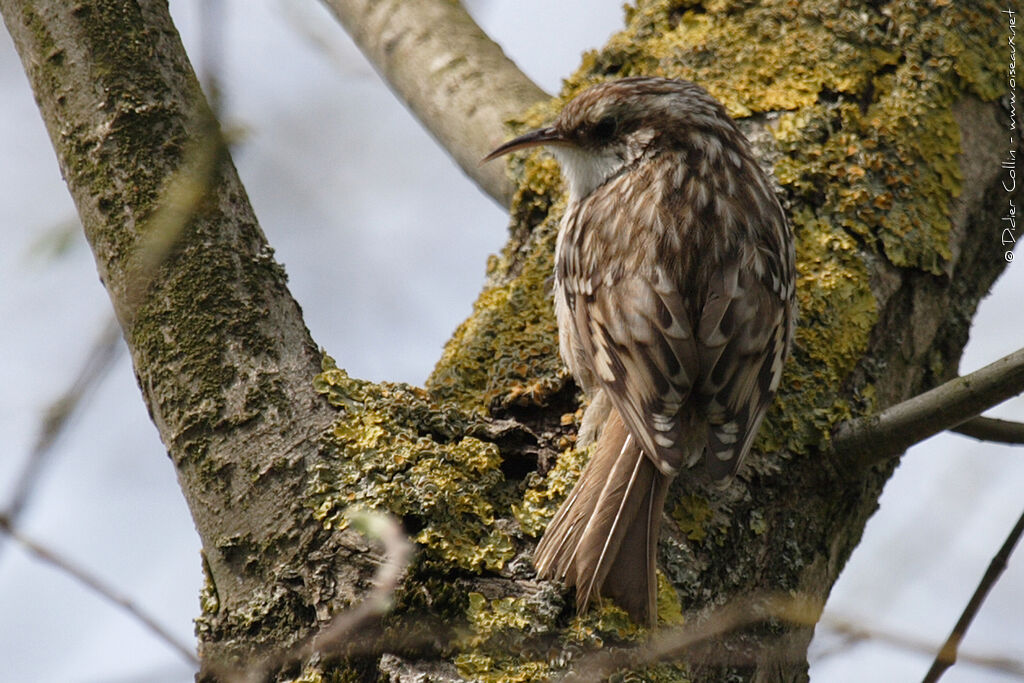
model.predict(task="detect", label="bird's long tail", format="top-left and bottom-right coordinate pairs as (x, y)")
top-left (533, 409), bottom-right (670, 627)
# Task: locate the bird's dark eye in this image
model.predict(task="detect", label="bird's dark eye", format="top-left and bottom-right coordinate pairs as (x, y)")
top-left (592, 115), bottom-right (617, 141)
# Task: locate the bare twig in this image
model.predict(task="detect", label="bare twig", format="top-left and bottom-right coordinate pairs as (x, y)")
top-left (922, 508), bottom-right (1024, 683)
top-left (564, 594), bottom-right (824, 680)
top-left (278, 0), bottom-right (374, 78)
top-left (951, 416), bottom-right (1024, 445)
top-left (308, 510), bottom-right (413, 654)
top-left (1, 0), bottom-right (342, 672)
top-left (566, 590), bottom-right (1024, 681)
top-left (122, 116), bottom-right (226, 321)
top-left (0, 514), bottom-right (198, 667)
top-left (832, 346), bottom-right (1024, 469)
top-left (0, 110), bottom-right (226, 661)
top-left (320, 0), bottom-right (549, 207)
top-left (0, 113), bottom-right (223, 559)
top-left (0, 316), bottom-right (122, 566)
top-left (815, 614), bottom-right (1024, 677)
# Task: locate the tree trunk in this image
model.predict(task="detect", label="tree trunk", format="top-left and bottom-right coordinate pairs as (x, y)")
top-left (0, 0), bottom-right (360, 672)
top-left (0, 0), bottom-right (1015, 681)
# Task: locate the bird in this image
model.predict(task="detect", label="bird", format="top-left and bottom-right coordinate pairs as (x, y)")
top-left (484, 77), bottom-right (796, 627)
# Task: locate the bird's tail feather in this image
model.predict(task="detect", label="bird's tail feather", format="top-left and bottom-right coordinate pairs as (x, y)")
top-left (533, 409), bottom-right (669, 627)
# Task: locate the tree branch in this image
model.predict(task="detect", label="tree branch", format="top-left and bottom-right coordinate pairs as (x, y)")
top-left (565, 594), bottom-right (824, 681)
top-left (951, 416), bottom-right (1024, 445)
top-left (0, 0), bottom-right (344, 667)
top-left (922, 508), bottom-right (1024, 683)
top-left (321, 0), bottom-right (549, 207)
top-left (816, 614), bottom-right (1024, 677)
top-left (219, 510), bottom-right (414, 683)
top-left (832, 347), bottom-right (1024, 469)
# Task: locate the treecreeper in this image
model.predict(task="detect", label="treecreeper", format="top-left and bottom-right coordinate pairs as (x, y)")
top-left (485, 77), bottom-right (797, 627)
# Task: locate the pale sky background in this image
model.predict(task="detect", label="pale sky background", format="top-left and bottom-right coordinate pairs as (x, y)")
top-left (0, 2), bottom-right (1021, 681)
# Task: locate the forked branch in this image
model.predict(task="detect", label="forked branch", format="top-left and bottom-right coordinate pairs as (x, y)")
top-left (832, 346), bottom-right (1024, 469)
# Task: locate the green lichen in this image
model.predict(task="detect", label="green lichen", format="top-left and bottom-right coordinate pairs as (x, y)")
top-left (773, 91), bottom-right (961, 274)
top-left (199, 552), bottom-right (219, 616)
top-left (567, 601), bottom-right (645, 647)
top-left (656, 571), bottom-right (687, 627)
top-left (290, 664), bottom-right (370, 683)
top-left (749, 509), bottom-right (768, 536)
top-left (311, 356), bottom-right (515, 573)
top-left (566, 604), bottom-right (691, 681)
top-left (455, 654), bottom-right (552, 683)
top-left (755, 211), bottom-right (878, 456)
top-left (453, 576), bottom-right (690, 680)
top-left (612, 1), bottom-right (899, 116)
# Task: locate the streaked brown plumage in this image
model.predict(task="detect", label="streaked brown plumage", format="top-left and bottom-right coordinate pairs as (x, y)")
top-left (485, 77), bottom-right (796, 627)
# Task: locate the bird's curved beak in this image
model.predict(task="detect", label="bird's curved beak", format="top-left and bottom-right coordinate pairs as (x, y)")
top-left (482, 126), bottom-right (566, 163)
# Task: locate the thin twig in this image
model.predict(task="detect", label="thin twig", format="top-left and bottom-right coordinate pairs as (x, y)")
top-left (308, 510), bottom-right (412, 654)
top-left (922, 508), bottom-right (1024, 683)
top-left (832, 346), bottom-right (1024, 469)
top-left (951, 416), bottom-right (1024, 445)
top-left (320, 0), bottom-right (549, 207)
top-left (0, 317), bottom-right (122, 565)
top-left (565, 591), bottom-right (1024, 681)
top-left (1, 113), bottom-right (226, 661)
top-left (122, 116), bottom-right (226, 321)
top-left (815, 614), bottom-right (1024, 676)
top-left (0, 514), bottom-right (198, 666)
top-left (564, 594), bottom-right (824, 680)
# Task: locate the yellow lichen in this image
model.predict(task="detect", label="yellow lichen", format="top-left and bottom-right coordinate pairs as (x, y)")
top-left (656, 571), bottom-right (686, 626)
top-left (311, 356), bottom-right (515, 573)
top-left (616, 1), bottom-right (900, 116)
top-left (514, 444), bottom-right (592, 538)
top-left (567, 601), bottom-right (645, 648)
top-left (454, 592), bottom-right (556, 682)
top-left (454, 655), bottom-right (552, 683)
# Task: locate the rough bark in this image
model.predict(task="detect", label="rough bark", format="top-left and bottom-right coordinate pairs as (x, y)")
top-left (2, 0), bottom-right (1019, 682)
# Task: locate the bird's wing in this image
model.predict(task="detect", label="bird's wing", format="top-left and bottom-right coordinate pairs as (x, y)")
top-left (694, 246), bottom-right (791, 480)
top-left (571, 266), bottom-right (702, 476)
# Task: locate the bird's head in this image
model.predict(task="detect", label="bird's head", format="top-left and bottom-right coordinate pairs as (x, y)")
top-left (484, 77), bottom-right (736, 202)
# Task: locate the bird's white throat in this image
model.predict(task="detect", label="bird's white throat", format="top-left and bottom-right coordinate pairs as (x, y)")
top-left (551, 145), bottom-right (629, 203)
